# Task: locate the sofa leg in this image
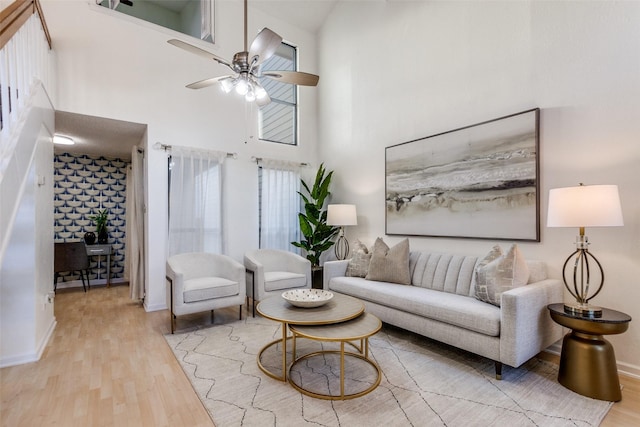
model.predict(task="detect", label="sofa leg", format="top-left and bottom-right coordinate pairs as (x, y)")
top-left (211, 310), bottom-right (214, 323)
top-left (239, 305), bottom-right (242, 320)
top-left (495, 361), bottom-right (503, 380)
top-left (171, 313), bottom-right (175, 334)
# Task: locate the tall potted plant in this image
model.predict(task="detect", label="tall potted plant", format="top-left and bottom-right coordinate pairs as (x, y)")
top-left (292, 164), bottom-right (339, 282)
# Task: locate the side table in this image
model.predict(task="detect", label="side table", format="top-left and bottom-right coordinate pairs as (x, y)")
top-left (85, 243), bottom-right (112, 286)
top-left (547, 303), bottom-right (631, 401)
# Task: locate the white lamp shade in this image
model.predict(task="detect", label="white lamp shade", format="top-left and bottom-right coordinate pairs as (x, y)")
top-left (327, 204), bottom-right (358, 226)
top-left (547, 185), bottom-right (623, 228)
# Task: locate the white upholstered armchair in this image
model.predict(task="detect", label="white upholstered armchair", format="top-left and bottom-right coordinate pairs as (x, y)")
top-left (244, 249), bottom-right (312, 316)
top-left (166, 252), bottom-right (246, 333)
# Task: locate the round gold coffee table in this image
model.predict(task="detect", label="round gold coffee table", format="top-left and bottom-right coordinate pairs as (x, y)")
top-left (256, 293), bottom-right (364, 381)
top-left (288, 312), bottom-right (382, 400)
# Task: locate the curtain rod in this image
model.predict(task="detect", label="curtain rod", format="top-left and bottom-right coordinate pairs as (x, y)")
top-left (252, 156), bottom-right (309, 167)
top-left (154, 142), bottom-right (237, 159)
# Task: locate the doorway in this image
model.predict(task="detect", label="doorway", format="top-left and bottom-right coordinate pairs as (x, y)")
top-left (53, 111), bottom-right (147, 301)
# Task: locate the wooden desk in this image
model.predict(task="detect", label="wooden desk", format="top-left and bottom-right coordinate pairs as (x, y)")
top-left (85, 244), bottom-right (112, 286)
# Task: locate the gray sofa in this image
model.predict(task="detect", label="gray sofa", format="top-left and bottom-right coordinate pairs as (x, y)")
top-left (323, 251), bottom-right (563, 378)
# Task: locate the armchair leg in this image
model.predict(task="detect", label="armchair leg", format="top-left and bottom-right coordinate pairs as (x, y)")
top-left (495, 361), bottom-right (503, 380)
top-left (211, 310), bottom-right (214, 324)
top-left (167, 275), bottom-right (175, 334)
top-left (239, 305), bottom-right (242, 320)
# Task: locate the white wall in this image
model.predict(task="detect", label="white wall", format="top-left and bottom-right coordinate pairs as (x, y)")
top-left (41, 0), bottom-right (320, 311)
top-left (0, 84), bottom-right (56, 367)
top-left (318, 1), bottom-right (640, 375)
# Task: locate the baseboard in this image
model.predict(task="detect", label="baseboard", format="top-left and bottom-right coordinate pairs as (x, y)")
top-left (36, 317), bottom-right (57, 360)
top-left (55, 277), bottom-right (127, 289)
top-left (144, 301), bottom-right (168, 312)
top-left (0, 318), bottom-right (56, 368)
top-left (617, 361), bottom-right (640, 380)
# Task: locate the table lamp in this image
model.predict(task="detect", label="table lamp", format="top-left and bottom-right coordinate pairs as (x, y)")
top-left (327, 204), bottom-right (357, 260)
top-left (547, 183), bottom-right (623, 317)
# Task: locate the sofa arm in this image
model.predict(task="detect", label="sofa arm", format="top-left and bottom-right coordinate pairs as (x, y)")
top-left (499, 279), bottom-right (564, 367)
top-left (323, 260), bottom-right (350, 290)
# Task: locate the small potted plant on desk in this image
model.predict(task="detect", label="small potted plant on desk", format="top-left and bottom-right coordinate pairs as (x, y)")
top-left (292, 163), bottom-right (339, 289)
top-left (89, 208), bottom-right (109, 244)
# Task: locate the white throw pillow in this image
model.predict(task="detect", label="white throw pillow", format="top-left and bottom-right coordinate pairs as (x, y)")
top-left (475, 244), bottom-right (530, 306)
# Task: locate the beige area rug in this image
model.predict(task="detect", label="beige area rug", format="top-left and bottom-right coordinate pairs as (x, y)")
top-left (165, 316), bottom-right (612, 427)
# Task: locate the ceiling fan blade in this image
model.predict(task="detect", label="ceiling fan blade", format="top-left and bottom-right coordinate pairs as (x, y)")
top-left (167, 39), bottom-right (233, 70)
top-left (262, 71), bottom-right (319, 86)
top-left (186, 75), bottom-right (234, 90)
top-left (248, 28), bottom-right (282, 67)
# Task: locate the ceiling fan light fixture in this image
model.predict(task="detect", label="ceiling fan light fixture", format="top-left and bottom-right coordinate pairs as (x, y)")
top-left (220, 78), bottom-right (235, 93)
top-left (255, 86), bottom-right (267, 99)
top-left (53, 134), bottom-right (75, 145)
top-left (245, 90), bottom-right (256, 102)
top-left (235, 79), bottom-right (249, 95)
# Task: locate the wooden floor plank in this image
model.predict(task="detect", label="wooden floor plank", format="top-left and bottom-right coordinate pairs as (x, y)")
top-left (1, 285), bottom-right (638, 426)
top-left (0, 286), bottom-right (214, 427)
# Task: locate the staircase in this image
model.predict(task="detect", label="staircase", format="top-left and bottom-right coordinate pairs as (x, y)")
top-left (0, 0), bottom-right (57, 367)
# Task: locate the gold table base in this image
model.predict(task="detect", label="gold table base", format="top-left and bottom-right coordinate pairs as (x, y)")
top-left (558, 331), bottom-right (621, 401)
top-left (288, 345), bottom-right (381, 400)
top-left (548, 304), bottom-right (631, 402)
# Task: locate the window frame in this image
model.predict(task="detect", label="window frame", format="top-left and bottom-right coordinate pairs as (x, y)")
top-left (258, 41), bottom-right (299, 146)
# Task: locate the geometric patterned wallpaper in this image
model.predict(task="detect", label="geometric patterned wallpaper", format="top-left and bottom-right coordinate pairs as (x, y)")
top-left (53, 153), bottom-right (129, 283)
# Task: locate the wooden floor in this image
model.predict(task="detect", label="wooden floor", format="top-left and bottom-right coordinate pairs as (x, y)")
top-left (1, 285), bottom-right (638, 426)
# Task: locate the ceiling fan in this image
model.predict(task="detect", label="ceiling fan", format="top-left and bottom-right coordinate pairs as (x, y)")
top-left (167, 0), bottom-right (319, 106)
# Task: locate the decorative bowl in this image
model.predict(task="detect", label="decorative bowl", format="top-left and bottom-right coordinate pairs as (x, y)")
top-left (282, 289), bottom-right (334, 308)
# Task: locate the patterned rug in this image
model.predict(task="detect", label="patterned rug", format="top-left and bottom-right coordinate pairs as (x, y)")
top-left (165, 315), bottom-right (612, 427)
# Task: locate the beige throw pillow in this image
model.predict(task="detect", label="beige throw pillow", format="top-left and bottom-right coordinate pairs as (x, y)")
top-left (365, 238), bottom-right (411, 285)
top-left (346, 239), bottom-right (372, 278)
top-left (475, 244), bottom-right (530, 307)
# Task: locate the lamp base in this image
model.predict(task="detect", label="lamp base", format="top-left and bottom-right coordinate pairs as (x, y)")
top-left (334, 235), bottom-right (349, 260)
top-left (563, 302), bottom-right (603, 318)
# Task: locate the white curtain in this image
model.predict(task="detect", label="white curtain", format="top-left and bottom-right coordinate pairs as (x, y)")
top-left (168, 147), bottom-right (224, 256)
top-left (126, 147), bottom-right (145, 301)
top-left (259, 159), bottom-right (300, 252)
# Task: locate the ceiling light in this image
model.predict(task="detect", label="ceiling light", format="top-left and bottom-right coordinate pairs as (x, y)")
top-left (235, 79), bottom-right (248, 95)
top-left (220, 78), bottom-right (234, 94)
top-left (53, 135), bottom-right (75, 145)
top-left (255, 85), bottom-right (267, 99)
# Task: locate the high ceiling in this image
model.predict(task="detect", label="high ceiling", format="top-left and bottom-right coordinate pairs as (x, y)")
top-left (55, 0), bottom-right (337, 161)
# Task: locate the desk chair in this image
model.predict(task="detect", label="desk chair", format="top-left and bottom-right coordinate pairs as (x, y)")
top-left (54, 242), bottom-right (91, 292)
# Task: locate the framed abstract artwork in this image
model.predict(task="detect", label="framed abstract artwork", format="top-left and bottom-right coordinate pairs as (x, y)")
top-left (385, 108), bottom-right (540, 241)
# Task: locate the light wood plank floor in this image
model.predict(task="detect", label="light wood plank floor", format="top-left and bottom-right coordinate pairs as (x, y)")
top-left (1, 285), bottom-right (638, 426)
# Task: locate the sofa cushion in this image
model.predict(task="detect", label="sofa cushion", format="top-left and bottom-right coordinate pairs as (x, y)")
top-left (475, 244), bottom-right (530, 306)
top-left (366, 238), bottom-right (411, 285)
top-left (346, 239), bottom-right (371, 278)
top-left (264, 271), bottom-right (307, 292)
top-left (412, 252), bottom-right (479, 296)
top-left (329, 276), bottom-right (500, 336)
top-left (184, 277), bottom-right (239, 303)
